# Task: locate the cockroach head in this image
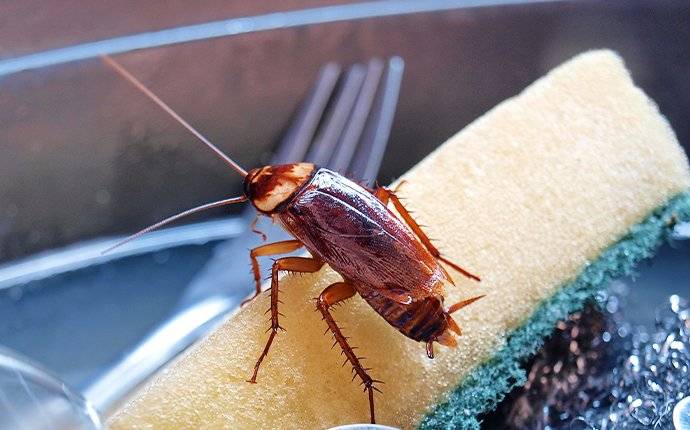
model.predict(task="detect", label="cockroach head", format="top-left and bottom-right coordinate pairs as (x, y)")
top-left (244, 163), bottom-right (316, 214)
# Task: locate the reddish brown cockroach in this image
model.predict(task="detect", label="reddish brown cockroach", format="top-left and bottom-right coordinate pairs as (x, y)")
top-left (102, 55), bottom-right (482, 424)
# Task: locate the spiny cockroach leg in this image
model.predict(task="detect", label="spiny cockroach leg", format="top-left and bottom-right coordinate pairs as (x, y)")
top-left (249, 216), bottom-right (268, 242)
top-left (248, 256), bottom-right (323, 383)
top-left (243, 239), bottom-right (304, 306)
top-left (372, 181), bottom-right (406, 204)
top-left (316, 282), bottom-right (380, 424)
top-left (373, 185), bottom-right (480, 282)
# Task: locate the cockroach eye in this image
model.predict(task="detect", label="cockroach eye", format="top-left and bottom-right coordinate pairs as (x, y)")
top-left (245, 163), bottom-right (316, 213)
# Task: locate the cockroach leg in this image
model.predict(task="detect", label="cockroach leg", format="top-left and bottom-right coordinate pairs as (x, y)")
top-left (248, 256), bottom-right (323, 383)
top-left (243, 239), bottom-right (304, 306)
top-left (391, 180), bottom-right (408, 194)
top-left (316, 282), bottom-right (380, 424)
top-left (374, 186), bottom-right (480, 282)
top-left (249, 216), bottom-right (268, 242)
top-left (372, 181), bottom-right (405, 205)
top-left (426, 340), bottom-right (435, 359)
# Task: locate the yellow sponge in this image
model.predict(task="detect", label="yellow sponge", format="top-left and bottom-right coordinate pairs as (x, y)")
top-left (108, 51), bottom-right (690, 429)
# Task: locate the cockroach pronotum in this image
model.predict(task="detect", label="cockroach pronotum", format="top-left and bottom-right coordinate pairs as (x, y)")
top-left (101, 55), bottom-right (483, 424)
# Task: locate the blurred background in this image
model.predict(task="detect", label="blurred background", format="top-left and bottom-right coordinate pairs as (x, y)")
top-left (0, 0), bottom-right (689, 426)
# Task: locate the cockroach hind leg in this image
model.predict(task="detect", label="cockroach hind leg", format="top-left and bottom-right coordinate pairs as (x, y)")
top-left (437, 255), bottom-right (481, 282)
top-left (316, 282), bottom-right (380, 423)
top-left (373, 184), bottom-right (481, 282)
top-left (392, 179), bottom-right (408, 193)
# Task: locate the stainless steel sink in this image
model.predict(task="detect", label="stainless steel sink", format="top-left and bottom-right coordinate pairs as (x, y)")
top-left (1, 0), bottom-right (689, 424)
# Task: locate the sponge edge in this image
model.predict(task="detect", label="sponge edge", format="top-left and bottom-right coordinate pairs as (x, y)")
top-left (420, 192), bottom-right (690, 429)
top-left (108, 50), bottom-right (690, 430)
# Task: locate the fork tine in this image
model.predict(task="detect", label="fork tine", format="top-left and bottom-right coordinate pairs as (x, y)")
top-left (272, 63), bottom-right (341, 164)
top-left (349, 57), bottom-right (405, 186)
top-left (306, 64), bottom-right (367, 165)
top-left (327, 59), bottom-right (385, 173)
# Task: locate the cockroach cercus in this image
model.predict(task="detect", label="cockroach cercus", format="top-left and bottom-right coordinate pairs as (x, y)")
top-left (101, 55), bottom-right (483, 424)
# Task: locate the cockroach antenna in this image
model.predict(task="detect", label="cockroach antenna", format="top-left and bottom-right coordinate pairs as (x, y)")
top-left (100, 55), bottom-right (248, 177)
top-left (100, 55), bottom-right (249, 254)
top-left (101, 196), bottom-right (247, 254)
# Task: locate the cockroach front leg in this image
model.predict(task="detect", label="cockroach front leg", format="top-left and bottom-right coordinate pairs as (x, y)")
top-left (248, 256), bottom-right (323, 383)
top-left (249, 215), bottom-right (268, 242)
top-left (243, 239), bottom-right (304, 306)
top-left (316, 282), bottom-right (381, 424)
top-left (374, 186), bottom-right (480, 282)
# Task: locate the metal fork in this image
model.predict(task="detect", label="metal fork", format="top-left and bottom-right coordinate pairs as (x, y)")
top-left (84, 57), bottom-right (405, 414)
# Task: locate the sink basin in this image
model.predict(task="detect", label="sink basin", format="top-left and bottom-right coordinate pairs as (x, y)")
top-left (0, 0), bottom-right (689, 422)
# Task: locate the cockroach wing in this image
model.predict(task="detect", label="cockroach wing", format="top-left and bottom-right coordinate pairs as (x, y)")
top-left (279, 169), bottom-right (447, 298)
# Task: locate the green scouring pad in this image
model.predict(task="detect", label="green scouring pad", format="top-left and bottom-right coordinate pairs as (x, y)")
top-left (420, 192), bottom-right (690, 429)
top-left (108, 50), bottom-right (690, 429)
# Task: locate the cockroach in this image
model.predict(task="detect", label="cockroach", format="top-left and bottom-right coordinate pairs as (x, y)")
top-left (101, 55), bottom-right (483, 424)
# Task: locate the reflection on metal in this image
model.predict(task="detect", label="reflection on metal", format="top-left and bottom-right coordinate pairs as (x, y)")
top-left (0, 346), bottom-right (102, 429)
top-left (0, 218), bottom-right (245, 290)
top-left (674, 222), bottom-right (690, 240)
top-left (350, 57), bottom-right (404, 182)
top-left (83, 296), bottom-right (234, 414)
top-left (0, 0), bottom-right (545, 77)
top-left (675, 396), bottom-right (690, 430)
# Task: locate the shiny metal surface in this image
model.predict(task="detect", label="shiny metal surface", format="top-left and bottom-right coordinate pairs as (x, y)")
top-left (3, 1), bottom-right (690, 262)
top-left (675, 396), bottom-right (690, 430)
top-left (0, 2), bottom-right (689, 427)
top-left (0, 0), bottom-right (540, 77)
top-left (0, 218), bottom-right (245, 291)
top-left (0, 347), bottom-right (101, 430)
top-left (82, 295), bottom-right (234, 413)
